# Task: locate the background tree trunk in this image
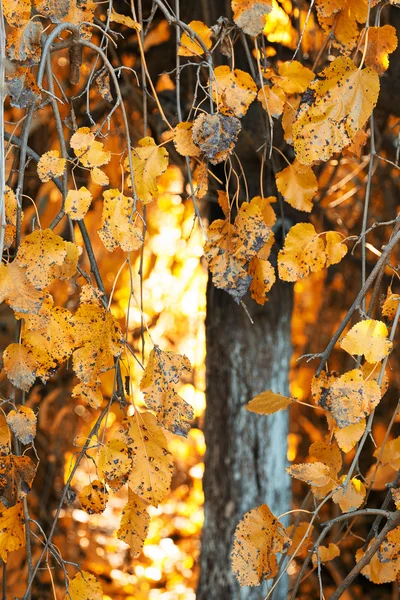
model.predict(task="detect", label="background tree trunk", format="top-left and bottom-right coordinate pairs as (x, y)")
top-left (197, 280), bottom-right (293, 600)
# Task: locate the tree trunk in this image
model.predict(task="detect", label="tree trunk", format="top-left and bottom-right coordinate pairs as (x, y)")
top-left (197, 280), bottom-right (293, 600)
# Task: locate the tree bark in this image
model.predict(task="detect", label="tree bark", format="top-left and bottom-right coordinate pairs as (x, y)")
top-left (197, 280), bottom-right (293, 600)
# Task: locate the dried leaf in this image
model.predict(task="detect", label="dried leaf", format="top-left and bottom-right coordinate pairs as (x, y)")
top-left (90, 167), bottom-right (109, 186)
top-left (273, 60), bottom-right (314, 94)
top-left (3, 344), bottom-right (37, 392)
top-left (0, 455), bottom-right (35, 507)
top-left (248, 257), bottom-right (276, 305)
top-left (110, 9), bottom-right (141, 30)
top-left (0, 502), bottom-right (25, 562)
top-left (231, 504), bottom-right (290, 586)
top-left (34, 0), bottom-right (70, 23)
top-left (173, 122), bottom-right (201, 157)
top-left (65, 187), bottom-right (93, 220)
top-left (79, 480), bottom-right (108, 514)
top-left (332, 477), bottom-right (366, 513)
top-left (16, 229), bottom-right (68, 289)
top-left (118, 411), bottom-right (173, 506)
top-left (192, 113), bottom-right (241, 164)
top-left (3, 0), bottom-right (30, 26)
top-left (246, 390), bottom-right (294, 414)
top-left (99, 439), bottom-right (131, 481)
top-left (357, 526), bottom-right (400, 584)
top-left (325, 231), bottom-right (348, 267)
top-left (140, 346), bottom-right (193, 437)
top-left (67, 571), bottom-right (103, 600)
top-left (0, 261), bottom-right (44, 314)
top-left (98, 189), bottom-right (143, 252)
top-left (275, 160), bottom-right (317, 213)
top-left (7, 21), bottom-right (43, 64)
top-left (0, 415), bottom-right (10, 454)
top-left (212, 65), bottom-right (257, 117)
top-left (125, 137), bottom-right (169, 204)
top-left (314, 543), bottom-right (340, 564)
top-left (293, 57), bottom-right (379, 165)
top-left (334, 419), bottom-right (366, 453)
top-left (231, 0), bottom-right (272, 36)
top-left (382, 288), bottom-right (400, 320)
top-left (286, 522), bottom-right (314, 558)
top-left (340, 319), bottom-right (392, 364)
top-left (287, 462), bottom-right (331, 487)
top-left (178, 20), bottom-right (212, 57)
top-left (37, 150), bottom-right (66, 183)
top-left (365, 25), bottom-right (398, 76)
top-left (374, 437), bottom-right (400, 471)
top-left (6, 407), bottom-right (36, 445)
top-left (257, 84), bottom-right (286, 118)
top-left (117, 489), bottom-right (150, 556)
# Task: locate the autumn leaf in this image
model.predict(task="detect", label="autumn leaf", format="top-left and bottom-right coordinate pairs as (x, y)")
top-left (6, 406), bottom-right (36, 445)
top-left (125, 137), bottom-right (169, 204)
top-left (315, 0), bottom-right (368, 50)
top-left (231, 504), bottom-right (290, 586)
top-left (212, 65), bottom-right (257, 118)
top-left (278, 223), bottom-right (325, 282)
top-left (118, 411), bottom-right (173, 506)
top-left (34, 0), bottom-right (69, 23)
top-left (364, 25), bottom-right (398, 76)
top-left (334, 419), bottom-right (366, 453)
top-left (374, 436), bottom-right (400, 471)
top-left (0, 414), bottom-right (10, 454)
top-left (258, 84), bottom-right (286, 118)
top-left (173, 122), bottom-right (201, 157)
top-left (98, 189), bottom-right (143, 252)
top-left (0, 454), bottom-right (35, 507)
top-left (231, 0), bottom-right (272, 36)
top-left (75, 140), bottom-right (111, 169)
top-left (320, 369), bottom-right (381, 428)
top-left (67, 571), bottom-right (103, 600)
top-left (356, 526), bottom-right (400, 584)
top-left (248, 257), bottom-right (276, 305)
top-left (16, 229), bottom-right (68, 289)
top-left (91, 166), bottom-right (109, 186)
top-left (306, 440), bottom-right (342, 499)
top-left (178, 20), bottom-right (212, 57)
top-left (37, 150), bottom-right (66, 182)
top-left (249, 196), bottom-right (276, 228)
top-left (70, 127), bottom-right (95, 151)
top-left (72, 303), bottom-right (124, 385)
top-left (287, 462), bottom-right (331, 487)
top-left (99, 439), bottom-right (131, 482)
top-left (382, 288), bottom-right (400, 320)
top-left (140, 346), bottom-right (193, 437)
top-left (65, 187), bottom-right (93, 220)
top-left (110, 9), bottom-right (141, 30)
top-left (273, 60), bottom-right (314, 95)
top-left (79, 480), bottom-right (108, 514)
top-left (192, 113), bottom-right (241, 164)
top-left (325, 231), bottom-right (348, 267)
top-left (3, 0), bottom-right (30, 26)
top-left (3, 343), bottom-right (37, 392)
top-left (246, 390), bottom-right (294, 414)
top-left (286, 521), bottom-right (314, 558)
top-left (332, 477), bottom-right (366, 513)
top-left (7, 21), bottom-right (43, 65)
top-left (275, 160), bottom-right (318, 212)
top-left (0, 502), bottom-right (25, 562)
top-left (313, 543), bottom-right (340, 564)
top-left (340, 319), bottom-right (392, 363)
top-left (293, 57), bottom-right (379, 165)
top-left (0, 261), bottom-right (44, 314)
top-left (117, 489), bottom-right (150, 556)
top-left (72, 383), bottom-right (103, 409)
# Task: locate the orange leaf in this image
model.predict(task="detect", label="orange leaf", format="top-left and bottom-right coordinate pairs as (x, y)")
top-left (173, 122), bottom-right (201, 157)
top-left (249, 257), bottom-right (276, 305)
top-left (178, 20), bottom-right (212, 57)
top-left (273, 60), bottom-right (314, 94)
top-left (79, 480), bottom-right (108, 515)
top-left (37, 150), bottom-right (66, 183)
top-left (340, 319), bottom-right (392, 363)
top-left (365, 25), bottom-right (398, 76)
top-left (0, 502), bottom-right (25, 562)
top-left (246, 390), bottom-right (293, 414)
top-left (332, 477), bottom-right (366, 513)
top-left (287, 462), bottom-right (331, 487)
top-left (278, 223), bottom-right (326, 282)
top-left (374, 436), bottom-right (400, 471)
top-left (314, 543), bottom-right (340, 564)
top-left (257, 84), bottom-right (286, 118)
top-left (275, 160), bottom-right (317, 212)
top-left (99, 439), bottom-right (131, 482)
top-left (3, 343), bottom-right (37, 392)
top-left (356, 526), bottom-right (400, 584)
top-left (334, 420), bottom-right (366, 453)
top-left (117, 489), bottom-right (150, 557)
top-left (212, 65), bottom-right (257, 118)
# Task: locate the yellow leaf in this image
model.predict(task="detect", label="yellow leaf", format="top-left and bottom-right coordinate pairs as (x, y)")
top-left (4, 186), bottom-right (22, 249)
top-left (3, 343), bottom-right (37, 392)
top-left (173, 122), bottom-right (201, 157)
top-left (98, 189), bottom-right (143, 252)
top-left (249, 257), bottom-right (276, 305)
top-left (325, 231), bottom-right (348, 267)
top-left (278, 223), bottom-right (325, 282)
top-left (282, 94), bottom-right (300, 144)
top-left (374, 436), bottom-right (400, 471)
top-left (16, 229), bottom-right (68, 289)
top-left (99, 439), bottom-right (131, 481)
top-left (293, 57), bottom-right (379, 165)
top-left (257, 84), bottom-right (286, 118)
top-left (51, 240), bottom-right (79, 281)
top-left (6, 406), bottom-right (36, 445)
top-left (0, 502), bottom-right (25, 562)
top-left (275, 160), bottom-right (317, 212)
top-left (79, 480), bottom-right (108, 514)
top-left (37, 150), bottom-right (66, 183)
top-left (117, 489), bottom-right (150, 556)
top-left (212, 65), bottom-right (257, 118)
top-left (110, 9), bottom-right (141, 30)
top-left (72, 303), bottom-right (124, 385)
top-left (90, 166), bottom-right (109, 186)
top-left (66, 571), bottom-right (103, 600)
top-left (231, 0), bottom-right (272, 36)
top-left (75, 140), bottom-right (111, 168)
top-left (246, 390), bottom-right (293, 414)
top-left (231, 504), bottom-right (290, 586)
top-left (249, 196), bottom-right (276, 228)
top-left (315, 0), bottom-right (368, 50)
top-left (333, 477), bottom-right (366, 512)
top-left (118, 411), bottom-right (173, 506)
top-left (314, 543), bottom-right (340, 564)
top-left (308, 440), bottom-right (341, 498)
top-left (0, 261), bottom-right (44, 314)
top-left (357, 527), bottom-right (400, 584)
top-left (287, 462), bottom-right (331, 487)
top-left (382, 288), bottom-right (400, 320)
top-left (274, 60), bottom-right (314, 94)
top-left (340, 319), bottom-right (392, 363)
top-left (286, 521), bottom-right (314, 558)
top-left (0, 414), bottom-right (10, 454)
top-left (65, 186), bottom-right (93, 220)
top-left (70, 127), bottom-right (95, 151)
top-left (125, 137), bottom-right (169, 204)
top-left (140, 346), bottom-right (193, 437)
top-left (334, 419), bottom-right (366, 453)
top-left (365, 25), bottom-right (398, 76)
top-left (178, 20), bottom-right (212, 57)
top-left (72, 383), bottom-right (103, 409)
top-left (322, 369), bottom-right (381, 428)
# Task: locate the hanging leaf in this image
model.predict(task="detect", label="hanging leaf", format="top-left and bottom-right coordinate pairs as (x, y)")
top-left (90, 166), bottom-right (109, 186)
top-left (6, 406), bottom-right (37, 445)
top-left (325, 231), bottom-right (348, 267)
top-left (0, 261), bottom-right (44, 314)
top-left (275, 160), bottom-right (318, 213)
top-left (37, 150), bottom-right (67, 183)
top-left (286, 521), bottom-right (314, 558)
top-left (3, 344), bottom-right (37, 392)
top-left (257, 84), bottom-right (286, 118)
top-left (278, 223), bottom-right (325, 282)
top-left (293, 57), bottom-right (379, 165)
top-left (231, 0), bottom-right (272, 37)
top-left (212, 66), bottom-right (257, 117)
top-left (0, 502), bottom-right (25, 562)
top-left (98, 189), bottom-right (143, 252)
top-left (173, 122), bottom-right (201, 157)
top-left (65, 187), bottom-right (93, 220)
top-left (246, 390), bottom-right (294, 414)
top-left (140, 346), bottom-right (193, 437)
top-left (192, 113), bottom-right (241, 164)
top-left (34, 0), bottom-right (70, 23)
top-left (364, 25), bottom-right (398, 76)
top-left (287, 462), bottom-right (331, 487)
top-left (3, 0), bottom-right (30, 26)
top-left (118, 411), bottom-right (173, 506)
top-left (334, 419), bottom-right (366, 453)
top-left (356, 526), bottom-right (400, 584)
top-left (125, 137), bottom-right (169, 204)
top-left (332, 477), bottom-right (366, 513)
top-left (231, 504), bottom-right (290, 586)
top-left (340, 319), bottom-right (392, 364)
top-left (79, 480), bottom-right (108, 515)
top-left (314, 543), bottom-right (340, 564)
top-left (16, 229), bottom-right (68, 289)
top-left (117, 489), bottom-right (150, 556)
top-left (7, 21), bottom-right (43, 64)
top-left (99, 439), bottom-right (131, 482)
top-left (382, 288), bottom-right (400, 320)
top-left (178, 20), bottom-right (212, 57)
top-left (374, 436), bottom-right (400, 471)
top-left (272, 60), bottom-right (314, 95)
top-left (70, 127), bottom-right (95, 151)
top-left (315, 0), bottom-right (368, 50)
top-left (67, 571), bottom-right (103, 600)
top-left (109, 9), bottom-right (141, 30)
top-left (0, 455), bottom-right (35, 508)
top-left (248, 257), bottom-right (276, 305)
top-left (72, 383), bottom-right (104, 409)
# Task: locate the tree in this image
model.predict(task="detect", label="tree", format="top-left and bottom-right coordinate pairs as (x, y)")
top-left (2, 1), bottom-right (400, 600)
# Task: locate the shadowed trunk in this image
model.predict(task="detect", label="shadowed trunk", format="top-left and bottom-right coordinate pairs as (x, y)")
top-left (197, 280), bottom-right (293, 600)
